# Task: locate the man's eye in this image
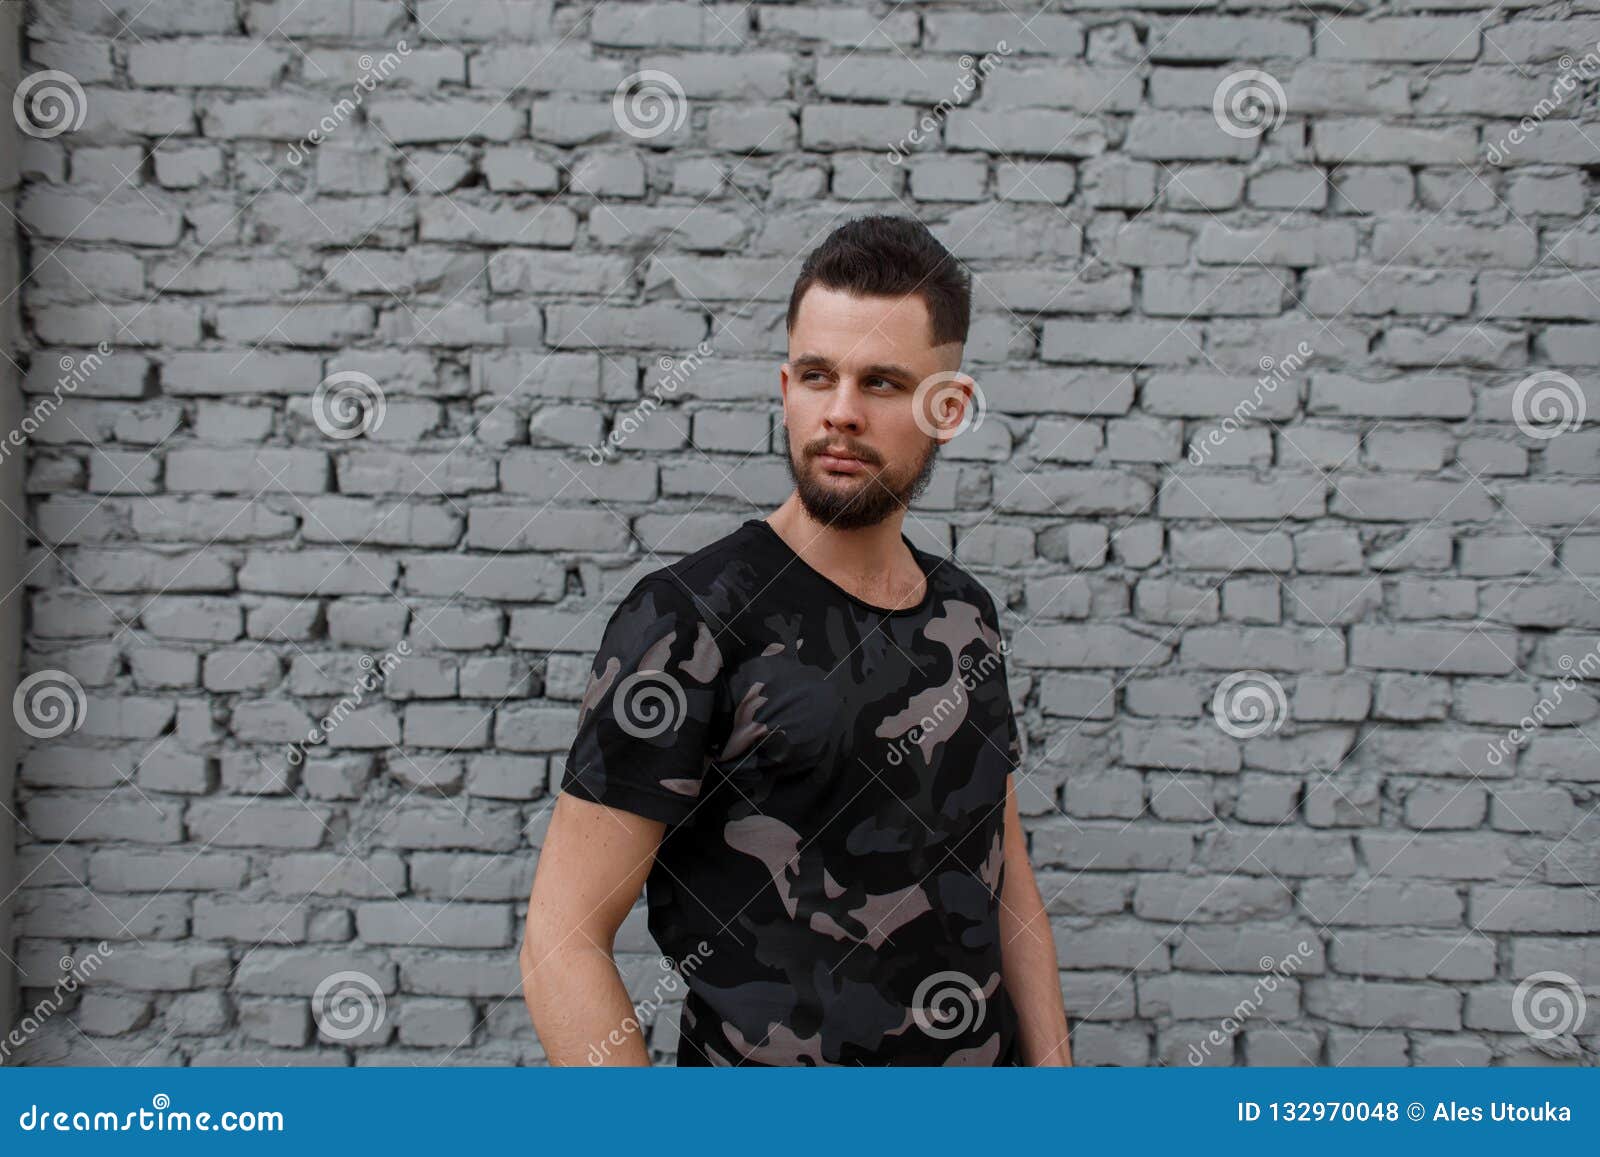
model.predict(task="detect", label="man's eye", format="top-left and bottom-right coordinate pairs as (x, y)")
top-left (799, 371), bottom-right (895, 389)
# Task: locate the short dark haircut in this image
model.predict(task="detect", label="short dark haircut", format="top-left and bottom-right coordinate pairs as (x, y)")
top-left (785, 215), bottom-right (972, 348)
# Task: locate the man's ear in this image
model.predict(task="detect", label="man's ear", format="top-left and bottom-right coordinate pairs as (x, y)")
top-left (915, 368), bottom-right (978, 444)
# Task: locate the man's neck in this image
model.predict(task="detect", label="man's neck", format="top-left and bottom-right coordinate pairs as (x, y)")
top-left (763, 500), bottom-right (924, 609)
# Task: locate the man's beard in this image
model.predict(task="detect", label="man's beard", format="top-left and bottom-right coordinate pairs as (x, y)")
top-left (781, 429), bottom-right (941, 531)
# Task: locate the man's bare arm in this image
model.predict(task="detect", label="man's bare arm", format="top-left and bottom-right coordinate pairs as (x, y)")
top-left (997, 773), bottom-right (1073, 1065)
top-left (520, 792), bottom-right (667, 1065)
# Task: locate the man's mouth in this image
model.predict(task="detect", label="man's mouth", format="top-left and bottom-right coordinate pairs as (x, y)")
top-left (816, 447), bottom-right (870, 473)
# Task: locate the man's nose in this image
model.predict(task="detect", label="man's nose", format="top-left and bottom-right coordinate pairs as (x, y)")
top-left (823, 380), bottom-right (866, 430)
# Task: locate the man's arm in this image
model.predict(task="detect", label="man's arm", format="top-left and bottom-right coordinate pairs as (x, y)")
top-left (519, 792), bottom-right (667, 1065)
top-left (997, 772), bottom-right (1073, 1065)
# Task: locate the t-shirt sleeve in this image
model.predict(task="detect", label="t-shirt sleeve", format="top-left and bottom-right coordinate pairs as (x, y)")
top-left (1003, 687), bottom-right (1022, 771)
top-left (979, 588), bottom-right (1023, 771)
top-left (560, 575), bottom-right (728, 826)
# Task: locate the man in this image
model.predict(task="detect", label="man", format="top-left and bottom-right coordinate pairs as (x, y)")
top-left (520, 214), bottom-right (1073, 1067)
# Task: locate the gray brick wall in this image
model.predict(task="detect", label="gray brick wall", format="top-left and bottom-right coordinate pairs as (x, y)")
top-left (0, 0), bottom-right (23, 1048)
top-left (4, 0), bottom-right (1598, 1066)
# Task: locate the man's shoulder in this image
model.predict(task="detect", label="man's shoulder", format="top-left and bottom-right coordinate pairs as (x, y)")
top-left (639, 519), bottom-right (762, 592)
top-left (614, 520), bottom-right (763, 631)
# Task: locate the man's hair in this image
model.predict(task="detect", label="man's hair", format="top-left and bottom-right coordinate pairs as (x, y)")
top-left (785, 215), bottom-right (972, 348)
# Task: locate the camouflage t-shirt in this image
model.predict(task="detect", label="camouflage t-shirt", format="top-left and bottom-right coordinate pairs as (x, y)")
top-left (561, 517), bottom-right (1025, 1066)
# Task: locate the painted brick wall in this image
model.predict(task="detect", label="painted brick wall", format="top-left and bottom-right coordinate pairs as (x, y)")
top-left (1, 0), bottom-right (24, 1049)
top-left (4, 0), bottom-right (1598, 1066)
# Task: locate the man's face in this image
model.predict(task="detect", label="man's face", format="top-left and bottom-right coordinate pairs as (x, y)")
top-left (780, 286), bottom-right (970, 531)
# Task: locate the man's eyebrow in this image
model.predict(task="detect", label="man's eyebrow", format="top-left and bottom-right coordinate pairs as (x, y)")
top-left (791, 353), bottom-right (919, 380)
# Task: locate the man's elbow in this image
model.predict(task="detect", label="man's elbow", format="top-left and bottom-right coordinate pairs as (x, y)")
top-left (519, 918), bottom-right (560, 1002)
top-left (520, 915), bottom-right (609, 997)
